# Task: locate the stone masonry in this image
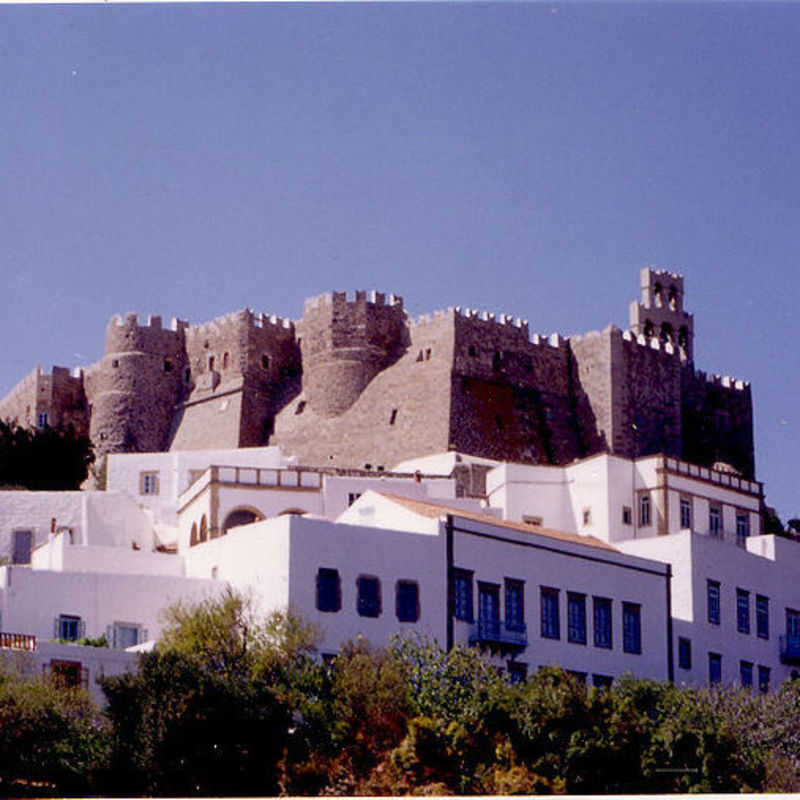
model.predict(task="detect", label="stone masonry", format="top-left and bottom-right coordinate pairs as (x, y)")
top-left (0, 269), bottom-right (755, 479)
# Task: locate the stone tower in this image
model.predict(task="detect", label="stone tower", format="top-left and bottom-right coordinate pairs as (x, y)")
top-left (629, 267), bottom-right (694, 361)
top-left (298, 291), bottom-right (408, 417)
top-left (85, 314), bottom-right (188, 456)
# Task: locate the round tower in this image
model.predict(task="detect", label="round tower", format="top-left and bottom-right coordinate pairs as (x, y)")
top-left (299, 291), bottom-right (407, 417)
top-left (87, 313), bottom-right (187, 456)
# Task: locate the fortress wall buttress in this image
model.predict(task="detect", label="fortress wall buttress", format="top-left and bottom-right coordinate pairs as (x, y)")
top-left (681, 368), bottom-right (754, 478)
top-left (447, 309), bottom-right (580, 464)
top-left (173, 310), bottom-right (300, 450)
top-left (271, 309), bottom-right (454, 468)
top-left (87, 314), bottom-right (187, 455)
top-left (0, 366), bottom-right (88, 435)
top-left (299, 291), bottom-right (407, 418)
top-left (0, 367), bottom-right (42, 428)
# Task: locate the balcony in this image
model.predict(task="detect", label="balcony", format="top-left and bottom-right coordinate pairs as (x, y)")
top-left (780, 634), bottom-right (800, 665)
top-left (0, 631), bottom-right (37, 651)
top-left (469, 618), bottom-right (527, 650)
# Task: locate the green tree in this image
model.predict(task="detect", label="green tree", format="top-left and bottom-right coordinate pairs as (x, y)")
top-left (101, 589), bottom-right (318, 796)
top-left (0, 661), bottom-right (109, 796)
top-left (0, 419), bottom-right (94, 490)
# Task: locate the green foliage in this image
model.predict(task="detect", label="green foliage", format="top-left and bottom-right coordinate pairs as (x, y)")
top-left (0, 663), bottom-right (109, 796)
top-left (102, 589), bottom-right (320, 796)
top-left (0, 419), bottom-right (94, 490)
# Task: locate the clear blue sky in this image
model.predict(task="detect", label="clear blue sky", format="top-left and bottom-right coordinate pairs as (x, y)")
top-left (1, 3), bottom-right (797, 521)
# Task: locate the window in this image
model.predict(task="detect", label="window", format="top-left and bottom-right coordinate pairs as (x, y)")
top-left (478, 583), bottom-right (500, 631)
top-left (787, 607), bottom-right (800, 638)
top-left (709, 505), bottom-right (722, 537)
top-left (347, 492), bottom-right (362, 507)
top-left (582, 508), bottom-right (591, 526)
top-left (709, 652), bottom-right (722, 684)
top-left (540, 587), bottom-right (560, 639)
top-left (622, 506), bottom-right (632, 525)
top-left (740, 660), bottom-right (753, 689)
top-left (640, 494), bottom-right (651, 526)
top-left (567, 670), bottom-right (587, 686)
top-left (452, 569), bottom-right (473, 622)
top-left (208, 355), bottom-right (215, 371)
top-left (262, 354), bottom-right (270, 370)
top-left (593, 674), bottom-right (614, 690)
top-left (680, 497), bottom-right (692, 529)
top-left (295, 400), bottom-right (306, 415)
top-left (357, 575), bottom-right (381, 618)
top-left (316, 568), bottom-right (341, 613)
top-left (12, 530), bottom-right (33, 564)
top-left (678, 637), bottom-right (692, 669)
top-left (707, 580), bottom-right (721, 625)
top-left (736, 513), bottom-right (750, 547)
top-left (46, 659), bottom-right (88, 689)
top-left (199, 515), bottom-right (208, 543)
top-left (567, 592), bottom-right (587, 645)
top-left (758, 665), bottom-right (771, 693)
top-left (757, 595), bottom-right (769, 639)
top-left (737, 589), bottom-right (750, 634)
top-left (396, 580), bottom-right (419, 623)
top-left (622, 602), bottom-right (642, 654)
top-left (505, 579), bottom-right (525, 631)
top-left (56, 615), bottom-right (83, 642)
top-left (110, 623), bottom-right (145, 649)
top-left (507, 661), bottom-right (528, 685)
top-left (522, 515), bottom-right (543, 526)
top-left (593, 597), bottom-right (612, 649)
top-left (37, 411), bottom-right (48, 428)
top-left (389, 409), bottom-right (398, 425)
top-left (140, 472), bottom-right (159, 496)
top-left (163, 358), bottom-right (173, 373)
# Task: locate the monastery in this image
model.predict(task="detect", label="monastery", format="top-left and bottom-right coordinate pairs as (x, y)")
top-left (0, 268), bottom-right (795, 698)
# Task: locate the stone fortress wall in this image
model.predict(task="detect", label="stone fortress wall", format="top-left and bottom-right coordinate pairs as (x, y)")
top-left (0, 269), bottom-right (755, 479)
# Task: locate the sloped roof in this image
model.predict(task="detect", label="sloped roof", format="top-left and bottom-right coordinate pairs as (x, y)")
top-left (374, 492), bottom-right (618, 552)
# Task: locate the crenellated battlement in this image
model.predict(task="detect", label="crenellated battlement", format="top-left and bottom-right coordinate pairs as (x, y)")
top-left (621, 328), bottom-right (688, 360)
top-left (0, 268), bottom-right (756, 480)
top-left (693, 370), bottom-right (749, 391)
top-left (304, 290), bottom-right (404, 314)
top-left (648, 267), bottom-right (684, 282)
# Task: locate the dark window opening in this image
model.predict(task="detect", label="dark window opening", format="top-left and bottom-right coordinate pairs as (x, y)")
top-left (396, 580), bottom-right (419, 623)
top-left (568, 592), bottom-right (587, 645)
top-left (623, 602), bottom-right (642, 654)
top-left (707, 580), bottom-right (721, 625)
top-left (452, 568), bottom-right (474, 622)
top-left (262, 354), bottom-right (270, 370)
top-left (468, 344), bottom-right (477, 357)
top-left (505, 579), bottom-right (524, 631)
top-left (593, 597), bottom-right (612, 649)
top-left (709, 652), bottom-right (722, 684)
top-left (316, 568), bottom-right (341, 613)
top-left (163, 358), bottom-right (173, 373)
top-left (541, 587), bottom-right (560, 639)
top-left (678, 637), bottom-right (691, 669)
top-left (357, 575), bottom-right (381, 618)
top-left (389, 409), bottom-right (398, 425)
top-left (295, 400), bottom-right (306, 415)
top-left (757, 595), bottom-right (769, 639)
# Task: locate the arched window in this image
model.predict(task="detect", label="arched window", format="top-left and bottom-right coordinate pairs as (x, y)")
top-left (660, 323), bottom-right (674, 344)
top-left (643, 320), bottom-right (655, 339)
top-left (654, 282), bottom-right (663, 308)
top-left (190, 522), bottom-right (198, 546)
top-left (668, 285), bottom-right (678, 311)
top-left (222, 507), bottom-right (263, 534)
top-left (223, 352), bottom-right (230, 369)
top-left (678, 326), bottom-right (689, 350)
top-left (199, 515), bottom-right (208, 543)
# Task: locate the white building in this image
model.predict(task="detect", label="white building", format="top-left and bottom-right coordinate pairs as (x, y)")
top-left (0, 445), bottom-right (797, 695)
